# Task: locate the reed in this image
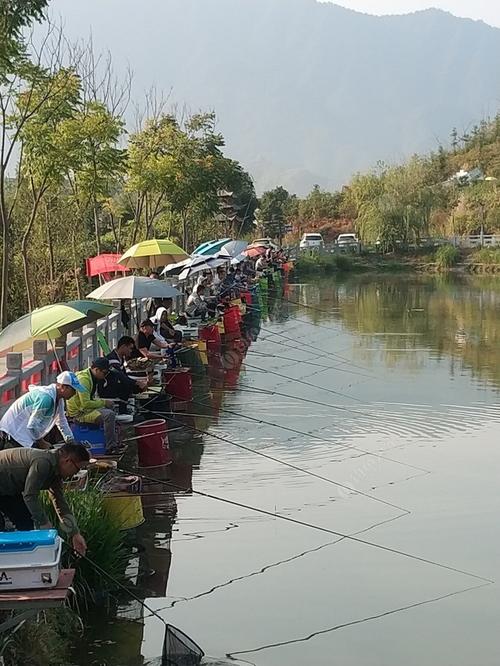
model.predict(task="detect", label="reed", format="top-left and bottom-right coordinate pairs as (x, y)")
top-left (42, 488), bottom-right (130, 606)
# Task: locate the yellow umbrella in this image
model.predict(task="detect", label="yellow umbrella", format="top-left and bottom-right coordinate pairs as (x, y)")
top-left (118, 239), bottom-right (188, 269)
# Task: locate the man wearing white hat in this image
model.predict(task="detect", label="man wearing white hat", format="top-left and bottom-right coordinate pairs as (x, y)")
top-left (0, 371), bottom-right (84, 450)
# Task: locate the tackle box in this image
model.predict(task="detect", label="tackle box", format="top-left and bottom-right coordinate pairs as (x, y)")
top-left (70, 422), bottom-right (107, 455)
top-left (0, 529), bottom-right (62, 590)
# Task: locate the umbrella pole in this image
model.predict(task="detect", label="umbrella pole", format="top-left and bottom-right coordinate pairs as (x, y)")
top-left (48, 336), bottom-right (64, 373)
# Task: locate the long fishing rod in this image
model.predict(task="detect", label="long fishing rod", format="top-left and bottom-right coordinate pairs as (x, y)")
top-left (154, 511), bottom-right (409, 613)
top-left (187, 397), bottom-right (429, 475)
top-left (248, 349), bottom-right (368, 374)
top-left (117, 465), bottom-right (494, 585)
top-left (227, 581), bottom-right (491, 658)
top-left (160, 409), bottom-right (411, 514)
top-left (258, 326), bottom-right (372, 374)
top-left (242, 360), bottom-right (367, 405)
top-left (130, 401), bottom-right (410, 513)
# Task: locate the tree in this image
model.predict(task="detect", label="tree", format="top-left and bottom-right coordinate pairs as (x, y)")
top-left (0, 0), bottom-right (49, 73)
top-left (15, 66), bottom-right (81, 309)
top-left (299, 184), bottom-right (342, 222)
top-left (258, 186), bottom-right (291, 240)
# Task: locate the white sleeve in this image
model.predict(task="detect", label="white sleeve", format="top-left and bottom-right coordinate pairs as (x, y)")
top-left (54, 400), bottom-right (74, 442)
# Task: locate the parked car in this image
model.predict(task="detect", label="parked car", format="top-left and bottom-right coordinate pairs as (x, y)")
top-left (299, 233), bottom-right (324, 250)
top-left (336, 233), bottom-right (359, 247)
top-left (251, 238), bottom-right (278, 250)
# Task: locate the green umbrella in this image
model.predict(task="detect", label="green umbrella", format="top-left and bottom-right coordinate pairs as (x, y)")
top-left (0, 300), bottom-right (113, 353)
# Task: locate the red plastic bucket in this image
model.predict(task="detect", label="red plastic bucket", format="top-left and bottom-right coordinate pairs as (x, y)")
top-left (200, 324), bottom-right (221, 354)
top-left (162, 367), bottom-right (193, 401)
top-left (135, 419), bottom-right (170, 467)
top-left (223, 306), bottom-right (241, 334)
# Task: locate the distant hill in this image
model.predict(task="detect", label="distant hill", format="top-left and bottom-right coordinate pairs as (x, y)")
top-left (50, 0), bottom-right (500, 194)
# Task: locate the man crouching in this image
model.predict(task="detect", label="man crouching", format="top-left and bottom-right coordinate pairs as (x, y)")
top-left (0, 443), bottom-right (90, 555)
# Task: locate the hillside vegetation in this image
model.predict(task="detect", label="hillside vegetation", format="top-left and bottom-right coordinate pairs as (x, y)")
top-left (259, 117), bottom-right (500, 252)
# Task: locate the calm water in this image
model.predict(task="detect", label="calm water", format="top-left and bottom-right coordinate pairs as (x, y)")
top-left (75, 274), bottom-right (500, 666)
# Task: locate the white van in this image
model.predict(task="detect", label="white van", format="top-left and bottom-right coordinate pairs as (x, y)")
top-left (300, 233), bottom-right (324, 249)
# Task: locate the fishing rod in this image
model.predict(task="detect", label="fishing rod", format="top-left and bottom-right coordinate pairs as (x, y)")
top-left (187, 397), bottom-right (429, 476)
top-left (163, 410), bottom-right (411, 513)
top-left (117, 465), bottom-right (494, 585)
top-left (242, 360), bottom-right (366, 405)
top-left (131, 402), bottom-right (411, 513)
top-left (64, 541), bottom-right (170, 629)
top-left (248, 349), bottom-right (368, 374)
top-left (258, 327), bottom-right (373, 374)
top-left (154, 511), bottom-right (409, 613)
top-left (227, 581), bottom-right (491, 658)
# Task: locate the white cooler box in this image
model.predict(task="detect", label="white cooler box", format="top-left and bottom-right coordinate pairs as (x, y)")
top-left (0, 529), bottom-right (62, 590)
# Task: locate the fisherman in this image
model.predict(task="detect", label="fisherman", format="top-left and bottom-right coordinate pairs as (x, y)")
top-left (66, 358), bottom-right (120, 454)
top-left (0, 443), bottom-right (89, 555)
top-left (185, 285), bottom-right (208, 319)
top-left (100, 336), bottom-right (148, 412)
top-left (151, 302), bottom-right (182, 343)
top-left (0, 371), bottom-right (85, 450)
top-left (134, 319), bottom-right (174, 361)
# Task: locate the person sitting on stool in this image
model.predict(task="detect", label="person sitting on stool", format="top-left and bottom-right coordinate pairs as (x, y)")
top-left (0, 371), bottom-right (84, 450)
top-left (101, 336), bottom-right (147, 412)
top-left (66, 358), bottom-right (120, 454)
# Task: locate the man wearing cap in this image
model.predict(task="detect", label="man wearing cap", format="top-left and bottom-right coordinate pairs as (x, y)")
top-left (66, 358), bottom-right (119, 454)
top-left (0, 372), bottom-right (84, 450)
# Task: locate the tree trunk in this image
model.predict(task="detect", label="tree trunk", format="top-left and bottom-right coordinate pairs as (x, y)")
top-left (46, 209), bottom-right (55, 284)
top-left (71, 229), bottom-right (82, 299)
top-left (0, 217), bottom-right (9, 327)
top-left (182, 212), bottom-right (188, 250)
top-left (21, 192), bottom-right (44, 312)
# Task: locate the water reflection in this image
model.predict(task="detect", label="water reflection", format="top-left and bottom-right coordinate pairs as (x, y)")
top-left (290, 274), bottom-right (500, 389)
top-left (73, 275), bottom-right (500, 666)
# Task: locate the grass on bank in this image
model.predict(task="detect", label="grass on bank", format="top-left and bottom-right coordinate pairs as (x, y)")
top-left (294, 251), bottom-right (411, 275)
top-left (294, 252), bottom-right (353, 274)
top-left (469, 247), bottom-right (500, 265)
top-left (434, 244), bottom-right (460, 269)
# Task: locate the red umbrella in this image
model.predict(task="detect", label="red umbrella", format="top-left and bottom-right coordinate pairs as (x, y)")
top-left (86, 254), bottom-right (130, 279)
top-left (244, 246), bottom-right (267, 258)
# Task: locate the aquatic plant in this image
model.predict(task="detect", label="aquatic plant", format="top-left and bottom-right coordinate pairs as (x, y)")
top-left (434, 244), bottom-right (460, 269)
top-left (42, 488), bottom-right (130, 606)
top-left (0, 607), bottom-right (79, 666)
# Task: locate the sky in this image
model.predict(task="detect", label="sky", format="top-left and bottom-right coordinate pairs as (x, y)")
top-left (321, 1), bottom-right (500, 28)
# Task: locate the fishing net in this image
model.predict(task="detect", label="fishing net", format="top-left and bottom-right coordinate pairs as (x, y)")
top-left (162, 624), bottom-right (204, 665)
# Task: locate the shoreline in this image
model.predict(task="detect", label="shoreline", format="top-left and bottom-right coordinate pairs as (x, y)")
top-left (293, 254), bottom-right (500, 276)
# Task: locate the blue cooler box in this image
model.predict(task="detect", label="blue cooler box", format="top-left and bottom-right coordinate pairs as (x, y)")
top-left (70, 423), bottom-right (106, 455)
top-left (0, 529), bottom-right (62, 590)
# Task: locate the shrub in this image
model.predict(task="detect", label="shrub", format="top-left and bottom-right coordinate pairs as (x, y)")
top-left (42, 488), bottom-right (129, 606)
top-left (295, 251), bottom-right (352, 274)
top-left (470, 247), bottom-right (500, 265)
top-left (434, 244), bottom-right (460, 269)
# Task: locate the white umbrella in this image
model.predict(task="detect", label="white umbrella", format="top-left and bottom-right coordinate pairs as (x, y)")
top-left (87, 276), bottom-right (180, 300)
top-left (161, 257), bottom-right (192, 276)
top-left (178, 257), bottom-right (226, 281)
top-left (217, 240), bottom-right (248, 258)
top-left (230, 253), bottom-right (247, 265)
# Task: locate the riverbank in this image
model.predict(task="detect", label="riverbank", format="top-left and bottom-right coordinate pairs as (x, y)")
top-left (293, 247), bottom-right (500, 276)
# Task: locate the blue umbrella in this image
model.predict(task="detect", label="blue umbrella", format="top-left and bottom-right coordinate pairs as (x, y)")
top-left (193, 238), bottom-right (231, 256)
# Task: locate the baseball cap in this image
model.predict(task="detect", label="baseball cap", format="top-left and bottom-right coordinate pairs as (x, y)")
top-left (56, 371), bottom-right (85, 392)
top-left (92, 357), bottom-right (110, 371)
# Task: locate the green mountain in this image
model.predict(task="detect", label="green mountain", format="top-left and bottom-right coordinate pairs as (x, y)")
top-left (50, 0), bottom-right (500, 194)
